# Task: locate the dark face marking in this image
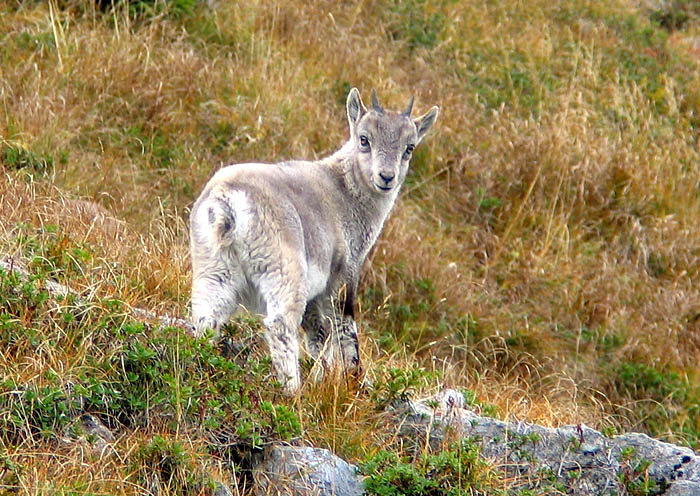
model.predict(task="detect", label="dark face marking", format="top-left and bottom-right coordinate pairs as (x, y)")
top-left (208, 207), bottom-right (216, 224)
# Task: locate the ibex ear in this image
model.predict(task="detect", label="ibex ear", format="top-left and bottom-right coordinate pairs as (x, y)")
top-left (346, 88), bottom-right (367, 132)
top-left (414, 105), bottom-right (440, 144)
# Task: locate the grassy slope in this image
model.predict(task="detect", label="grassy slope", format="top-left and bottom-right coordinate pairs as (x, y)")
top-left (2, 0), bottom-right (700, 493)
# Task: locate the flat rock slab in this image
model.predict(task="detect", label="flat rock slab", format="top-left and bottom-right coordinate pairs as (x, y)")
top-left (255, 446), bottom-right (364, 496)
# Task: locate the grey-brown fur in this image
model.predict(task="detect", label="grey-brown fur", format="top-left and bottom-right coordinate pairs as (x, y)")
top-left (190, 88), bottom-right (439, 394)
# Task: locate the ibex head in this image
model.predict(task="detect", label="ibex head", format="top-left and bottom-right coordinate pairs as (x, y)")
top-left (346, 88), bottom-right (439, 195)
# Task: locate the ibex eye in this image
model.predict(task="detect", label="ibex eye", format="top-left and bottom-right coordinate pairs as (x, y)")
top-left (406, 144), bottom-right (415, 154)
top-left (359, 135), bottom-right (369, 147)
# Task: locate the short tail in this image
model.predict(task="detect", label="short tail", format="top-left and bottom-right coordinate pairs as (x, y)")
top-left (210, 197), bottom-right (237, 244)
top-left (193, 196), bottom-right (237, 248)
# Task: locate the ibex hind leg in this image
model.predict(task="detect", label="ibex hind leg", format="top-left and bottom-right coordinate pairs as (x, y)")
top-left (302, 299), bottom-right (334, 382)
top-left (190, 249), bottom-right (246, 338)
top-left (257, 269), bottom-right (306, 395)
top-left (333, 287), bottom-right (361, 377)
top-left (301, 299), bottom-right (360, 383)
top-left (336, 315), bottom-right (360, 375)
top-left (191, 274), bottom-right (244, 338)
top-left (317, 315), bottom-right (360, 385)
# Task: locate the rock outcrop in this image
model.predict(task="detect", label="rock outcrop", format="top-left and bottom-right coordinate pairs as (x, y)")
top-left (392, 389), bottom-right (700, 495)
top-left (253, 388), bottom-right (700, 495)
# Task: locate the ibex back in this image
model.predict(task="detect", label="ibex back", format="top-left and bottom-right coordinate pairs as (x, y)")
top-left (190, 88), bottom-right (439, 394)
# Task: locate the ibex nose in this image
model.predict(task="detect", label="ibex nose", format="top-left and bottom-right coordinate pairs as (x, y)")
top-left (379, 171), bottom-right (395, 184)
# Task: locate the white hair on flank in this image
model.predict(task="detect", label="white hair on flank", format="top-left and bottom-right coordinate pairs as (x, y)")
top-left (190, 88), bottom-right (439, 394)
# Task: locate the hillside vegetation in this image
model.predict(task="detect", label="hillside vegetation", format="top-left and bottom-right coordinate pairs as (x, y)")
top-left (2, 0), bottom-right (700, 493)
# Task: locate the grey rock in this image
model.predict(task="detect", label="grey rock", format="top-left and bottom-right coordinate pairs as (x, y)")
top-left (395, 388), bottom-right (700, 496)
top-left (665, 480), bottom-right (700, 496)
top-left (62, 413), bottom-right (115, 457)
top-left (256, 446), bottom-right (364, 496)
top-left (213, 480), bottom-right (234, 496)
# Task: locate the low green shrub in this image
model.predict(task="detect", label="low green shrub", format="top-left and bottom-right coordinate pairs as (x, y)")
top-left (360, 439), bottom-right (495, 496)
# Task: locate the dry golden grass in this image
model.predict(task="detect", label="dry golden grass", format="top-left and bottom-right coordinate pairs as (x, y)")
top-left (3, 0), bottom-right (700, 492)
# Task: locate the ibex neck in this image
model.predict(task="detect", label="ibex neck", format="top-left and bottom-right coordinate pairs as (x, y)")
top-left (321, 142), bottom-right (398, 257)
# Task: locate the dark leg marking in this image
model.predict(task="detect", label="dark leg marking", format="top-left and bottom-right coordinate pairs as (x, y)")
top-left (342, 286), bottom-right (355, 318)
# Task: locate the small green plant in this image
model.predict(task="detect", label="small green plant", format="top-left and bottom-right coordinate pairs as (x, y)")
top-left (613, 361), bottom-right (700, 448)
top-left (580, 327), bottom-right (625, 354)
top-left (1, 381), bottom-right (76, 442)
top-left (370, 366), bottom-right (435, 407)
top-left (130, 435), bottom-right (213, 494)
top-left (602, 424), bottom-right (618, 438)
top-left (617, 446), bottom-right (658, 496)
top-left (460, 388), bottom-right (499, 418)
top-left (118, 126), bottom-right (180, 169)
top-left (534, 467), bottom-right (568, 493)
top-left (0, 453), bottom-right (21, 491)
top-left (506, 431), bottom-right (541, 463)
top-left (476, 187), bottom-right (503, 211)
top-left (384, 0), bottom-right (446, 50)
top-left (567, 435), bottom-right (582, 452)
top-left (1, 141), bottom-right (55, 177)
top-left (649, 1), bottom-right (700, 30)
top-left (360, 439), bottom-right (492, 496)
top-left (10, 224), bottom-right (94, 284)
top-left (0, 268), bottom-right (51, 357)
top-left (97, 0), bottom-right (197, 20)
top-left (615, 361), bottom-right (687, 401)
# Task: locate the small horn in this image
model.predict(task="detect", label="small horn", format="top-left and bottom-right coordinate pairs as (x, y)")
top-left (403, 96), bottom-right (415, 117)
top-left (371, 89), bottom-right (384, 113)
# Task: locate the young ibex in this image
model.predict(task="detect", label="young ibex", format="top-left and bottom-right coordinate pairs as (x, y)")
top-left (190, 88), bottom-right (439, 393)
